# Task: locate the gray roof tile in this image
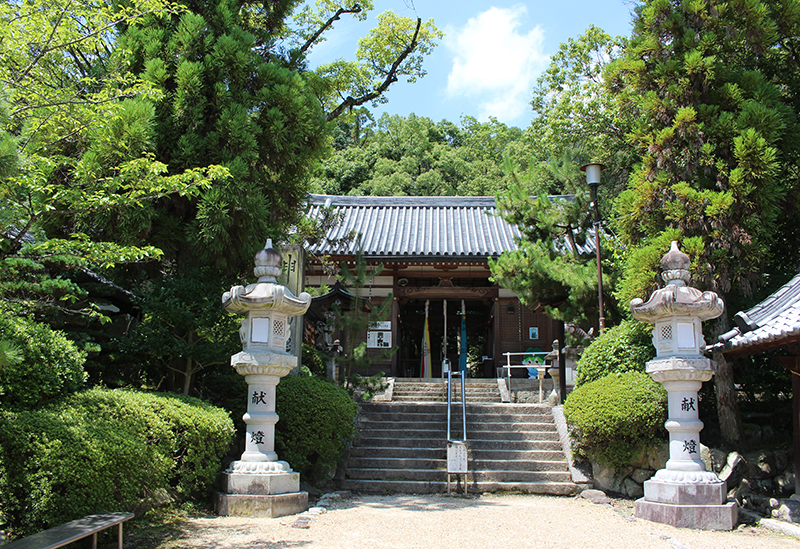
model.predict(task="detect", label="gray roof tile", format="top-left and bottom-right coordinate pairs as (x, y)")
top-left (715, 271), bottom-right (800, 352)
top-left (305, 194), bottom-right (596, 261)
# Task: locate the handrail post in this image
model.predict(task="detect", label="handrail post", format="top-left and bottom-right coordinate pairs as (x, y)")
top-left (460, 373), bottom-right (467, 441)
top-left (446, 369), bottom-right (452, 442)
top-left (506, 353), bottom-right (512, 396)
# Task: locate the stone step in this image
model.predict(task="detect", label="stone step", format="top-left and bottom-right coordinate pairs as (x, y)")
top-left (359, 411), bottom-right (555, 424)
top-left (356, 429), bottom-right (559, 442)
top-left (346, 446), bottom-right (566, 462)
top-left (338, 479), bottom-right (580, 496)
top-left (357, 436), bottom-right (563, 451)
top-left (359, 403), bottom-right (551, 414)
top-left (347, 456), bottom-right (568, 472)
top-left (344, 467), bottom-right (573, 483)
top-left (358, 420), bottom-right (557, 433)
top-left (341, 400), bottom-right (578, 496)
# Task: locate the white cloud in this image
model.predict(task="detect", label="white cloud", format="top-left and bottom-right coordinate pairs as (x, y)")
top-left (445, 5), bottom-right (548, 123)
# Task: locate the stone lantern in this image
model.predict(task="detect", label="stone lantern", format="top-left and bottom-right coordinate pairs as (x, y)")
top-left (215, 239), bottom-right (311, 517)
top-left (630, 241), bottom-right (737, 530)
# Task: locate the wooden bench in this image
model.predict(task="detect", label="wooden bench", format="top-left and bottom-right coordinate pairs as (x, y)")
top-left (3, 512), bottom-right (134, 549)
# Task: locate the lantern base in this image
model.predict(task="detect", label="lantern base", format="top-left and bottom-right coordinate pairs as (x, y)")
top-left (635, 497), bottom-right (737, 531)
top-left (215, 490), bottom-right (308, 518)
top-left (216, 470), bottom-right (307, 517)
top-left (636, 477), bottom-right (737, 530)
top-left (220, 469), bottom-right (300, 495)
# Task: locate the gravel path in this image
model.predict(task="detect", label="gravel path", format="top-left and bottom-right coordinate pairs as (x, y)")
top-left (141, 493), bottom-right (799, 549)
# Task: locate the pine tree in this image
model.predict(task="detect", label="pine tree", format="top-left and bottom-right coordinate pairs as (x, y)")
top-left (118, 0), bottom-right (329, 273)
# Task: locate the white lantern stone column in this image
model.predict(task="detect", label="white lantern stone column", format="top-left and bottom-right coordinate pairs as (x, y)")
top-left (630, 241), bottom-right (737, 530)
top-left (215, 239), bottom-right (311, 517)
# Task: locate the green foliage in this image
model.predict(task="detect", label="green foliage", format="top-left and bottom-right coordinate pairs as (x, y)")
top-left (490, 154), bottom-right (615, 325)
top-left (275, 375), bottom-right (358, 485)
top-left (575, 320), bottom-right (655, 386)
top-left (126, 268), bottom-right (241, 394)
top-left (563, 371), bottom-right (667, 468)
top-left (302, 343), bottom-right (328, 378)
top-left (609, 0), bottom-right (800, 300)
top-left (0, 388), bottom-right (234, 538)
top-left (529, 25), bottom-right (633, 191)
top-left (310, 113), bottom-right (528, 197)
top-left (333, 244), bottom-right (395, 385)
top-left (0, 309), bottom-right (87, 409)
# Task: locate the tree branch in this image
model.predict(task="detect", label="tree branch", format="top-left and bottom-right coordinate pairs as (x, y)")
top-left (299, 4), bottom-right (362, 55)
top-left (326, 17), bottom-right (421, 122)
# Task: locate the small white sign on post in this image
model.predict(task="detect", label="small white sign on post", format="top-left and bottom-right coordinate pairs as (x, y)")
top-left (447, 441), bottom-right (468, 474)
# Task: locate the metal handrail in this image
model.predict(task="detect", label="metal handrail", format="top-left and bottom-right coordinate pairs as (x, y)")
top-left (502, 351), bottom-right (552, 395)
top-left (444, 360), bottom-right (467, 443)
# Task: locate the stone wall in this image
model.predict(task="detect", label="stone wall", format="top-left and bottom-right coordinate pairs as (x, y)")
top-left (587, 443), bottom-right (796, 507)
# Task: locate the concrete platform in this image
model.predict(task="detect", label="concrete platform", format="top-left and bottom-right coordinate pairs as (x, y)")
top-left (215, 491), bottom-right (308, 518)
top-left (635, 498), bottom-right (738, 530)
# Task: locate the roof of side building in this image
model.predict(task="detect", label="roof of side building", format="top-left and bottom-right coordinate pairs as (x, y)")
top-left (713, 270), bottom-right (800, 354)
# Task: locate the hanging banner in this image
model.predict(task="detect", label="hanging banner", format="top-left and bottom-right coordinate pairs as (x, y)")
top-left (459, 300), bottom-right (467, 374)
top-left (421, 300), bottom-right (432, 378)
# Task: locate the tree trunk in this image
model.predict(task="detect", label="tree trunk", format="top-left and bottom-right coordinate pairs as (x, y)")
top-left (182, 356), bottom-right (193, 396)
top-left (711, 311), bottom-right (742, 446)
top-left (712, 350), bottom-right (742, 447)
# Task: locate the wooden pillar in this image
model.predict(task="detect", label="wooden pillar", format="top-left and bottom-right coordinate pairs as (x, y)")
top-left (556, 320), bottom-right (566, 404)
top-left (794, 371), bottom-right (800, 495)
top-left (391, 297), bottom-right (399, 377)
top-left (780, 356), bottom-right (800, 495)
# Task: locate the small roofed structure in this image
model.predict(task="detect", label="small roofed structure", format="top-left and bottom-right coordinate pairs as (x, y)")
top-left (712, 271), bottom-right (800, 495)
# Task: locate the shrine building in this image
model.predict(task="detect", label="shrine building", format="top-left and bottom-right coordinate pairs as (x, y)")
top-left (300, 194), bottom-right (590, 379)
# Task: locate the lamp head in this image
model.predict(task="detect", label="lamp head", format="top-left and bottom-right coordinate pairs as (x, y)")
top-left (580, 163), bottom-right (606, 186)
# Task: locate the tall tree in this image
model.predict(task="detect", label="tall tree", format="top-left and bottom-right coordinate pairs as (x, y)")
top-left (607, 0), bottom-right (800, 445)
top-left (0, 0), bottom-right (224, 320)
top-left (489, 154), bottom-right (613, 326)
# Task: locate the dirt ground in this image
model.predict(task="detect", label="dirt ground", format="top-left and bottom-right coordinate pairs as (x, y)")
top-left (121, 492), bottom-right (800, 549)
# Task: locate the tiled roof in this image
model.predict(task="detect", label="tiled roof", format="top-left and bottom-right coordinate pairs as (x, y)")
top-left (305, 194), bottom-right (593, 260)
top-left (714, 271), bottom-right (800, 353)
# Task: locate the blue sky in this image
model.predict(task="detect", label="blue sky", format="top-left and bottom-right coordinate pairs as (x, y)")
top-left (304, 1), bottom-right (638, 128)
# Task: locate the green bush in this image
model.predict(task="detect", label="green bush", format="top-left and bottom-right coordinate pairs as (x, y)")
top-left (275, 375), bottom-right (358, 485)
top-left (301, 343), bottom-right (328, 377)
top-left (0, 311), bottom-right (87, 408)
top-left (0, 388), bottom-right (234, 538)
top-left (575, 319), bottom-right (655, 386)
top-left (563, 371), bottom-right (668, 469)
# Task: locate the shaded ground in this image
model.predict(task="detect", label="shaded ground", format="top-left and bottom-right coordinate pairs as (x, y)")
top-left (115, 493), bottom-right (798, 549)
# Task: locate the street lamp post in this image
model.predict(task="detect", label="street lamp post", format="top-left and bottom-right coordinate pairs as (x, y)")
top-left (581, 163), bottom-right (606, 332)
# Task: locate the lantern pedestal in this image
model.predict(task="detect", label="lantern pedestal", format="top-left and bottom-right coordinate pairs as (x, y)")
top-left (215, 240), bottom-right (311, 518)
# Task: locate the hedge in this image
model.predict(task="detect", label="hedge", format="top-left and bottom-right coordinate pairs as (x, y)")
top-left (575, 319), bottom-right (655, 387)
top-left (0, 388), bottom-right (234, 538)
top-left (563, 371), bottom-right (667, 469)
top-left (0, 311), bottom-right (87, 409)
top-left (275, 375), bottom-right (358, 485)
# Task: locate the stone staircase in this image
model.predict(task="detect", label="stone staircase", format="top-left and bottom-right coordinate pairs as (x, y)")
top-left (390, 378), bottom-right (501, 403)
top-left (339, 400), bottom-right (580, 495)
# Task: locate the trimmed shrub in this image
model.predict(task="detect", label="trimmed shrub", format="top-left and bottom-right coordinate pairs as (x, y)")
top-left (563, 371), bottom-right (667, 469)
top-left (575, 319), bottom-right (655, 386)
top-left (0, 311), bottom-right (87, 408)
top-left (0, 388), bottom-right (234, 538)
top-left (275, 375), bottom-right (358, 485)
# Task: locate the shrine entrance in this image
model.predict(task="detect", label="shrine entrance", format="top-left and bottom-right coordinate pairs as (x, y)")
top-left (396, 298), bottom-right (494, 378)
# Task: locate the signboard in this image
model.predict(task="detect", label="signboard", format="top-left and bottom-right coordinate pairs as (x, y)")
top-left (367, 331), bottom-right (392, 348)
top-left (369, 320), bottom-right (392, 330)
top-left (447, 441), bottom-right (468, 473)
top-left (529, 327), bottom-right (539, 340)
